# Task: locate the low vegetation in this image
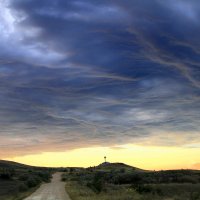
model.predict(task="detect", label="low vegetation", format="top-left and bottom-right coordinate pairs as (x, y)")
top-left (1, 160), bottom-right (200, 200)
top-left (0, 160), bottom-right (53, 200)
top-left (63, 163), bottom-right (200, 200)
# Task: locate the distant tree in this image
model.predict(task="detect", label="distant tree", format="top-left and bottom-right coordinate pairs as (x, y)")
top-left (69, 168), bottom-right (75, 173)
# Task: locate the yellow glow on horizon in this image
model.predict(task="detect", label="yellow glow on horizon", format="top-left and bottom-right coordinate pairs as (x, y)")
top-left (7, 144), bottom-right (200, 170)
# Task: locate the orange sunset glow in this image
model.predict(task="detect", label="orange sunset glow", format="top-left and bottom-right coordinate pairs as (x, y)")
top-left (7, 145), bottom-right (200, 170)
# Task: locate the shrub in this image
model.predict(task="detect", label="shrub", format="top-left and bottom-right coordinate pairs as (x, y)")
top-left (113, 173), bottom-right (143, 184)
top-left (37, 171), bottom-right (52, 182)
top-left (87, 172), bottom-right (105, 193)
top-left (132, 184), bottom-right (153, 194)
top-left (18, 183), bottom-right (28, 192)
top-left (0, 170), bottom-right (13, 180)
top-left (26, 177), bottom-right (41, 188)
top-left (18, 174), bottom-right (29, 181)
top-left (120, 168), bottom-right (125, 173)
top-left (69, 168), bottom-right (76, 173)
top-left (190, 192), bottom-right (200, 200)
top-left (62, 177), bottom-right (67, 182)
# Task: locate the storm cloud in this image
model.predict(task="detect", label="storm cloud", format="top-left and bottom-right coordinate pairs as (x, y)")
top-left (0, 0), bottom-right (200, 157)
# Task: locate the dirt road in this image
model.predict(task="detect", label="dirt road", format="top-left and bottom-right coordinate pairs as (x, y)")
top-left (24, 172), bottom-right (71, 200)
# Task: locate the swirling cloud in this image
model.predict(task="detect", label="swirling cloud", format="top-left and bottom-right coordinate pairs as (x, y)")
top-left (0, 0), bottom-right (199, 157)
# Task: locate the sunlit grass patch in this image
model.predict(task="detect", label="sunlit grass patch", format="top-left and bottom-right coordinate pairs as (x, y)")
top-left (66, 180), bottom-right (141, 200)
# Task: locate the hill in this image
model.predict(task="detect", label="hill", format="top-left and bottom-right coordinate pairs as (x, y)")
top-left (0, 160), bottom-right (53, 200)
top-left (96, 162), bottom-right (147, 172)
top-left (0, 160), bottom-right (31, 169)
top-left (63, 162), bottom-right (200, 200)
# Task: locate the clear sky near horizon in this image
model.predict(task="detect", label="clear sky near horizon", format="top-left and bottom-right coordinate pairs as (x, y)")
top-left (0, 0), bottom-right (200, 170)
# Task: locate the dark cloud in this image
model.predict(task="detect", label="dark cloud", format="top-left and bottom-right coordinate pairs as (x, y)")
top-left (0, 0), bottom-right (199, 157)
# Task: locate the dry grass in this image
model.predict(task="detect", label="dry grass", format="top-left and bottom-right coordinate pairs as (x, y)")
top-left (1, 185), bottom-right (39, 200)
top-left (0, 161), bottom-right (53, 200)
top-left (65, 180), bottom-right (200, 200)
top-left (66, 181), bottom-right (143, 200)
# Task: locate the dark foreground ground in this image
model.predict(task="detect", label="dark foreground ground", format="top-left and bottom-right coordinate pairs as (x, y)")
top-left (1, 160), bottom-right (200, 200)
top-left (62, 163), bottom-right (200, 200)
top-left (0, 160), bottom-right (53, 200)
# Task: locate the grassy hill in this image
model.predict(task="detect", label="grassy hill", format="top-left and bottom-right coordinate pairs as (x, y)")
top-left (96, 162), bottom-right (147, 173)
top-left (63, 162), bottom-right (200, 200)
top-left (0, 160), bottom-right (53, 200)
top-left (1, 160), bottom-right (200, 200)
top-left (0, 160), bottom-right (31, 169)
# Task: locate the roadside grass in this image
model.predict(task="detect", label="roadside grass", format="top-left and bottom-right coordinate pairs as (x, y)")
top-left (1, 185), bottom-right (40, 200)
top-left (65, 181), bottom-right (141, 200)
top-left (0, 163), bottom-right (53, 200)
top-left (65, 180), bottom-right (200, 200)
top-left (63, 167), bottom-right (200, 200)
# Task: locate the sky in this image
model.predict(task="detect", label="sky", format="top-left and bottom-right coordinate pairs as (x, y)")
top-left (0, 0), bottom-right (200, 170)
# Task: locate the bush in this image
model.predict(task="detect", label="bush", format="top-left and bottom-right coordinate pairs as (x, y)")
top-left (18, 174), bottom-right (29, 181)
top-left (87, 172), bottom-right (105, 193)
top-left (18, 183), bottom-right (28, 192)
top-left (69, 168), bottom-right (76, 173)
top-left (120, 168), bottom-right (125, 173)
top-left (190, 192), bottom-right (200, 200)
top-left (62, 177), bottom-right (67, 182)
top-left (178, 176), bottom-right (198, 184)
top-left (0, 170), bottom-right (13, 180)
top-left (113, 173), bottom-right (143, 184)
top-left (37, 171), bottom-right (52, 182)
top-left (132, 184), bottom-right (153, 194)
top-left (26, 177), bottom-right (41, 188)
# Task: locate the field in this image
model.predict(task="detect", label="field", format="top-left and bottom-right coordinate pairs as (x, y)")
top-left (0, 160), bottom-right (53, 200)
top-left (1, 160), bottom-right (200, 200)
top-left (65, 181), bottom-right (200, 200)
top-left (63, 163), bottom-right (200, 200)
